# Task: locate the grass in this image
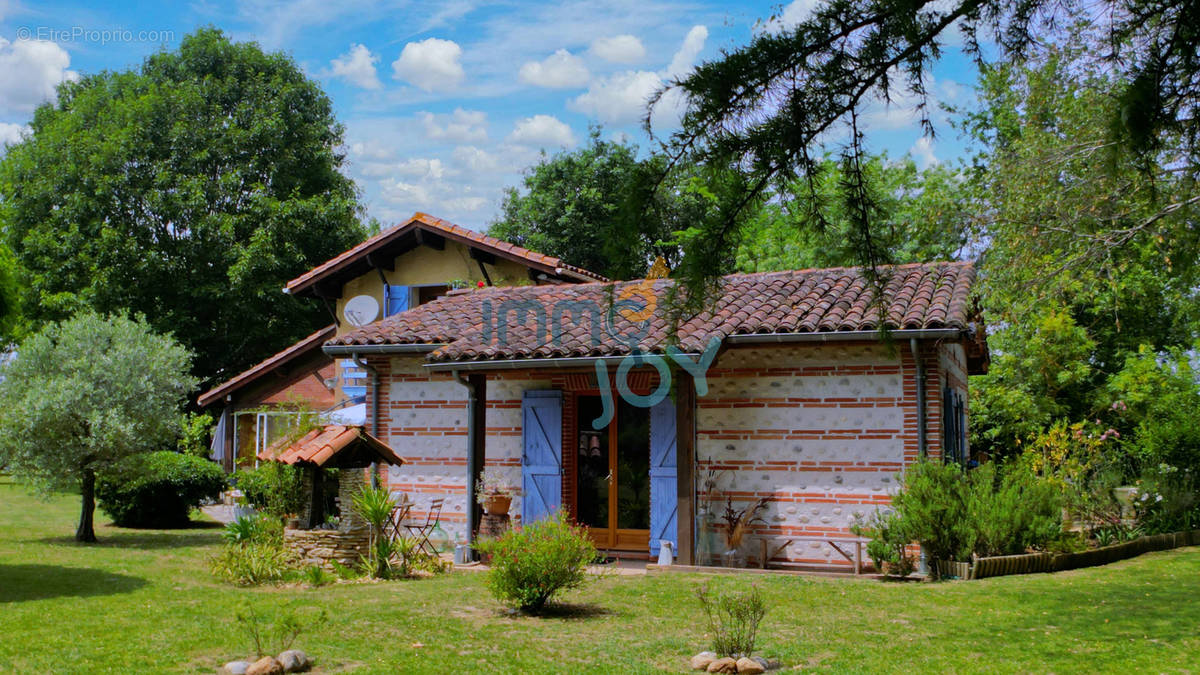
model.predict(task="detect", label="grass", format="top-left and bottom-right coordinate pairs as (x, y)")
top-left (1, 475), bottom-right (1198, 674)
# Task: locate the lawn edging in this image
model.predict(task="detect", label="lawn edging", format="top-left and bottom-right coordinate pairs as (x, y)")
top-left (969, 529), bottom-right (1200, 580)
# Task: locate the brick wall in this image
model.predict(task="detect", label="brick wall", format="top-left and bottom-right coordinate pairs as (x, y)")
top-left (366, 354), bottom-right (556, 544)
top-left (365, 339), bottom-right (960, 567)
top-left (696, 342), bottom-right (944, 568)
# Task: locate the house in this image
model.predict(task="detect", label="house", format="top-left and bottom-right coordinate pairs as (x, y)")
top-left (314, 246), bottom-right (988, 569)
top-left (200, 212), bottom-right (607, 470)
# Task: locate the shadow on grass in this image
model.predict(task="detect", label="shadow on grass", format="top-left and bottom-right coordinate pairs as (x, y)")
top-left (512, 602), bottom-right (616, 621)
top-left (0, 564), bottom-right (148, 603)
top-left (32, 526), bottom-right (224, 550)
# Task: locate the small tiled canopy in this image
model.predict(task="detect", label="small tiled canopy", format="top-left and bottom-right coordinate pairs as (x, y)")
top-left (258, 425), bottom-right (404, 469)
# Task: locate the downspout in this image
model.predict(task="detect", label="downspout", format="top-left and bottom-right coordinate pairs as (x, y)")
top-left (352, 352), bottom-right (381, 488)
top-left (910, 338), bottom-right (927, 459)
top-left (453, 370), bottom-right (480, 547)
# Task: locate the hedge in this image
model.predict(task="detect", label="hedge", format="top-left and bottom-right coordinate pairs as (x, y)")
top-left (97, 451), bottom-right (226, 528)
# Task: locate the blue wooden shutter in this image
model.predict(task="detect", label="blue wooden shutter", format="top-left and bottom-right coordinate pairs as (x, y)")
top-left (649, 397), bottom-right (678, 557)
top-left (385, 285), bottom-right (410, 317)
top-left (521, 390), bottom-right (562, 524)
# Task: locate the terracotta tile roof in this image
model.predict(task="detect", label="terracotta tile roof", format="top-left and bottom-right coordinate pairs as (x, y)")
top-left (327, 261), bottom-right (978, 363)
top-left (284, 212), bottom-right (607, 296)
top-left (198, 325), bottom-right (336, 407)
top-left (259, 424), bottom-right (404, 468)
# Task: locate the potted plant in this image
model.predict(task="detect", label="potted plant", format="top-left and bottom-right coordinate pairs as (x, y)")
top-left (717, 495), bottom-right (771, 568)
top-left (476, 467), bottom-right (521, 515)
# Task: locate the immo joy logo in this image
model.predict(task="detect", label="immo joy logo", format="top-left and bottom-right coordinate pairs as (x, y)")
top-left (480, 290), bottom-right (720, 428)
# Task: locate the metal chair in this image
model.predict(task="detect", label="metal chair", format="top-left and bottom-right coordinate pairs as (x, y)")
top-left (405, 498), bottom-right (445, 555)
top-left (383, 493), bottom-right (412, 542)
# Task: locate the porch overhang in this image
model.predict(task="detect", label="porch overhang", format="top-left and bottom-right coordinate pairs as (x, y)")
top-left (424, 353), bottom-right (703, 372)
top-left (259, 424), bottom-right (404, 469)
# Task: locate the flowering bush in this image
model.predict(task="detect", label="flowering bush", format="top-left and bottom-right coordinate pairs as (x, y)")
top-left (1132, 464), bottom-right (1199, 533)
top-left (476, 509), bottom-right (596, 612)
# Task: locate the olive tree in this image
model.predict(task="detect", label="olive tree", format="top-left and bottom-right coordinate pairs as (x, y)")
top-left (0, 312), bottom-right (196, 542)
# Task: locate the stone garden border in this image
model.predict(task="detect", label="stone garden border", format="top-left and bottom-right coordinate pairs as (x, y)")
top-left (962, 529), bottom-right (1200, 580)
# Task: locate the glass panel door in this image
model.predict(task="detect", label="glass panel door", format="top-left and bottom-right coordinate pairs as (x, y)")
top-left (575, 395), bottom-right (610, 544)
top-left (615, 399), bottom-right (650, 531)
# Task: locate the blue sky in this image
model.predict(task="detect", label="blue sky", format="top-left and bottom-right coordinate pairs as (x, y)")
top-left (0, 0), bottom-right (980, 230)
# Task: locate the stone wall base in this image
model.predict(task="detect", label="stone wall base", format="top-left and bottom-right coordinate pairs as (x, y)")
top-left (284, 527), bottom-right (371, 571)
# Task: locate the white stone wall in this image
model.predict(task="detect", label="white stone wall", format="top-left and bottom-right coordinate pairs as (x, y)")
top-left (698, 344), bottom-right (911, 568)
top-left (377, 355), bottom-right (553, 543)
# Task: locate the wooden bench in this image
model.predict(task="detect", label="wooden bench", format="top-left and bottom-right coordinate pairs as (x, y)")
top-left (758, 536), bottom-right (870, 574)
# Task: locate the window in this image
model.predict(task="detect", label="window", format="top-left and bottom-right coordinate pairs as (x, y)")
top-left (942, 387), bottom-right (968, 465)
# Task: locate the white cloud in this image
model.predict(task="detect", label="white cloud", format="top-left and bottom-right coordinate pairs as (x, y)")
top-left (571, 27), bottom-right (707, 125)
top-left (419, 108), bottom-right (488, 143)
top-left (392, 157), bottom-right (450, 180)
top-left (761, 0), bottom-right (822, 32)
top-left (665, 25), bottom-right (707, 79)
top-left (910, 136), bottom-right (938, 169)
top-left (380, 178), bottom-right (433, 205)
top-left (0, 121), bottom-right (29, 149)
top-left (507, 114), bottom-right (576, 149)
top-left (330, 43), bottom-right (382, 90)
top-left (452, 145), bottom-right (502, 173)
top-left (0, 38), bottom-right (79, 114)
top-left (518, 49), bottom-right (590, 89)
top-left (590, 34), bottom-right (646, 64)
top-left (349, 141), bottom-right (394, 161)
top-left (569, 70), bottom-right (661, 125)
top-left (392, 37), bottom-right (465, 92)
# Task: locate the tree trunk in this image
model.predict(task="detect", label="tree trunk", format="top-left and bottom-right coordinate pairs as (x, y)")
top-left (76, 468), bottom-right (97, 543)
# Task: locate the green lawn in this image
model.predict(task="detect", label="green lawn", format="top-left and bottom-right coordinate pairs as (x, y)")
top-left (1, 476), bottom-right (1198, 674)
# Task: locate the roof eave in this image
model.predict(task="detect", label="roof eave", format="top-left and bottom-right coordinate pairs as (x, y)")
top-left (724, 328), bottom-right (965, 345)
top-left (322, 343), bottom-right (445, 356)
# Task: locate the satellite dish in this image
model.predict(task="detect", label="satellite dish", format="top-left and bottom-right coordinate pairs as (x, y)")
top-left (343, 295), bottom-right (380, 327)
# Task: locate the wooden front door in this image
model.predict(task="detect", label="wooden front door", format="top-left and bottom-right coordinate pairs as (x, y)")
top-left (574, 394), bottom-right (651, 551)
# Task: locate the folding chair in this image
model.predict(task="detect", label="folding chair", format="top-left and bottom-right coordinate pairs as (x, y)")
top-left (383, 493), bottom-right (411, 542)
top-left (405, 497), bottom-right (444, 555)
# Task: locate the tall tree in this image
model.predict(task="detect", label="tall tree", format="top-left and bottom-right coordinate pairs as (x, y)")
top-left (0, 242), bottom-right (23, 344)
top-left (0, 312), bottom-right (196, 542)
top-left (654, 1), bottom-right (1200, 295)
top-left (963, 42), bottom-right (1200, 456)
top-left (0, 28), bottom-right (367, 387)
top-left (488, 128), bottom-right (724, 280)
top-left (736, 154), bottom-right (970, 272)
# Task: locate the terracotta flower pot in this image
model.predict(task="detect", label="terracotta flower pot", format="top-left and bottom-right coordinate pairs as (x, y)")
top-left (484, 494), bottom-right (512, 515)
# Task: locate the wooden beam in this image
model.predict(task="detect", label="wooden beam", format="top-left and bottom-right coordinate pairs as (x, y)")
top-left (468, 374), bottom-right (487, 537)
top-left (416, 229), bottom-right (446, 250)
top-left (469, 247), bottom-right (497, 265)
top-left (675, 371), bottom-right (696, 565)
top-left (365, 252), bottom-right (395, 271)
top-left (311, 280), bottom-right (341, 300)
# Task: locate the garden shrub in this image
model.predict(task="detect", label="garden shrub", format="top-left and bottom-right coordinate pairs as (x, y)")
top-left (234, 463), bottom-right (306, 518)
top-left (223, 513), bottom-right (283, 546)
top-left (888, 460), bottom-right (975, 564)
top-left (852, 509), bottom-right (915, 577)
top-left (696, 582), bottom-right (768, 657)
top-left (236, 605), bottom-right (327, 658)
top-left (866, 459), bottom-right (1064, 576)
top-left (476, 509), bottom-right (596, 612)
top-left (966, 460), bottom-right (1063, 557)
top-left (208, 542), bottom-right (297, 586)
top-left (96, 451), bottom-right (225, 528)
